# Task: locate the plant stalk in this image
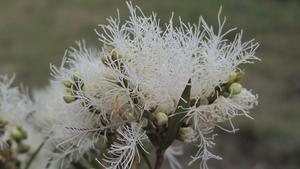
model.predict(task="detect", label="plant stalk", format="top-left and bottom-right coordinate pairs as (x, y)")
top-left (154, 149), bottom-right (165, 169)
top-left (24, 136), bottom-right (49, 169)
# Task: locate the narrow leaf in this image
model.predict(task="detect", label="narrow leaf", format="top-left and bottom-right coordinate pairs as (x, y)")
top-left (163, 79), bottom-right (191, 149)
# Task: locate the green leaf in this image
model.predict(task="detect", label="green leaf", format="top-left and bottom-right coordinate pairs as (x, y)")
top-left (162, 79), bottom-right (191, 149)
top-left (137, 143), bottom-right (152, 169)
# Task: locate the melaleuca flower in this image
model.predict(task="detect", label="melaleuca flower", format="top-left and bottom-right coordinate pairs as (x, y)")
top-left (31, 83), bottom-right (83, 168)
top-left (47, 2), bottom-right (259, 169)
top-left (0, 75), bottom-right (33, 148)
top-left (0, 75), bottom-right (46, 169)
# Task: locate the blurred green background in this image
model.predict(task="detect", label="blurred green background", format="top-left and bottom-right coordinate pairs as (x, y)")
top-left (0, 0), bottom-right (299, 168)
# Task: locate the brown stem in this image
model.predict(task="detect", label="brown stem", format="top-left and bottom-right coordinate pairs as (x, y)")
top-left (154, 149), bottom-right (165, 169)
top-left (130, 152), bottom-right (139, 169)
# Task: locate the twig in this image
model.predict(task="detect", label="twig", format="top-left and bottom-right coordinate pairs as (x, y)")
top-left (154, 149), bottom-right (165, 169)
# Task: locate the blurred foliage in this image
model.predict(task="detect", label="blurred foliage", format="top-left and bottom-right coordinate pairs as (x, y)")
top-left (0, 0), bottom-right (299, 168)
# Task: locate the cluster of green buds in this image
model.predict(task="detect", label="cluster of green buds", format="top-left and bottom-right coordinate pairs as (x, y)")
top-left (11, 126), bottom-right (30, 154)
top-left (10, 126), bottom-right (28, 145)
top-left (63, 73), bottom-right (84, 104)
top-left (199, 71), bottom-right (245, 106)
top-left (0, 118), bottom-right (30, 169)
top-left (145, 110), bottom-right (195, 145)
top-left (220, 71), bottom-right (244, 98)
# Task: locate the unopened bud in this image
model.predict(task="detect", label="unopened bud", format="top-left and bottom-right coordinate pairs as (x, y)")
top-left (229, 83), bottom-right (242, 95)
top-left (63, 80), bottom-right (73, 88)
top-left (179, 127), bottom-right (195, 142)
top-left (155, 112), bottom-right (168, 126)
top-left (111, 51), bottom-right (118, 61)
top-left (156, 100), bottom-right (175, 115)
top-left (228, 73), bottom-right (237, 84)
top-left (11, 126), bottom-right (27, 143)
top-left (199, 97), bottom-right (209, 105)
top-left (63, 95), bottom-right (77, 103)
top-left (72, 73), bottom-right (81, 83)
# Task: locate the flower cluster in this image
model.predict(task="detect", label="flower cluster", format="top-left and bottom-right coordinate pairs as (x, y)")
top-left (0, 2), bottom-right (259, 169)
top-left (0, 75), bottom-right (46, 169)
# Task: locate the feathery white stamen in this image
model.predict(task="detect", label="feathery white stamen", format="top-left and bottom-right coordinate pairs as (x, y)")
top-left (100, 123), bottom-right (147, 169)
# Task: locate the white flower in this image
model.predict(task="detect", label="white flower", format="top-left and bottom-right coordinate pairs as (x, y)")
top-left (188, 88), bottom-right (258, 131)
top-left (97, 2), bottom-right (198, 110)
top-left (46, 41), bottom-right (136, 166)
top-left (0, 75), bottom-right (34, 148)
top-left (96, 4), bottom-right (259, 167)
top-left (0, 75), bottom-right (50, 169)
top-left (97, 2), bottom-right (259, 111)
top-left (186, 88), bottom-right (257, 167)
top-left (192, 15), bottom-right (259, 97)
top-left (100, 123), bottom-right (147, 169)
top-left (0, 75), bottom-right (33, 123)
top-left (45, 2), bottom-right (259, 169)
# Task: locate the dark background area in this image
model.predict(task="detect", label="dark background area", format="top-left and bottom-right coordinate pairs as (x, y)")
top-left (0, 0), bottom-right (299, 168)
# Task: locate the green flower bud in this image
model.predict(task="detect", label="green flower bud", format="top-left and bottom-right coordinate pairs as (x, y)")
top-left (72, 72), bottom-right (82, 83)
top-left (10, 126), bottom-right (27, 143)
top-left (199, 97), bottom-right (209, 105)
top-left (111, 51), bottom-right (118, 61)
top-left (229, 83), bottom-right (242, 95)
top-left (63, 80), bottom-right (73, 88)
top-left (155, 100), bottom-right (174, 115)
top-left (179, 127), bottom-right (195, 142)
top-left (228, 73), bottom-right (237, 84)
top-left (63, 95), bottom-right (77, 103)
top-left (155, 112), bottom-right (168, 126)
